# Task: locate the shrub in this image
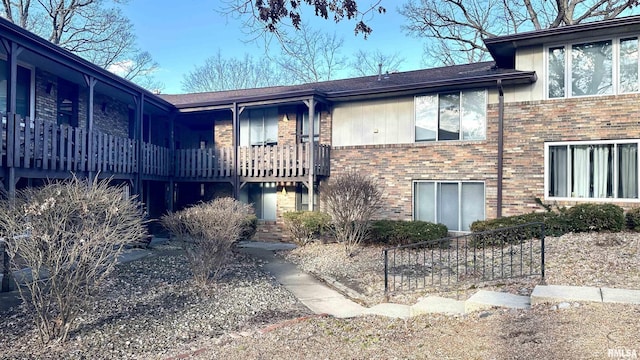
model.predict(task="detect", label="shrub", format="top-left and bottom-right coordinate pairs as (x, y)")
top-left (160, 198), bottom-right (253, 287)
top-left (626, 207), bottom-right (640, 231)
top-left (321, 172), bottom-right (383, 256)
top-left (471, 211), bottom-right (570, 238)
top-left (0, 177), bottom-right (147, 343)
top-left (565, 203), bottom-right (625, 233)
top-left (239, 214), bottom-right (258, 241)
top-left (369, 220), bottom-right (449, 247)
top-left (283, 211), bottom-right (331, 246)
top-left (469, 212), bottom-right (566, 247)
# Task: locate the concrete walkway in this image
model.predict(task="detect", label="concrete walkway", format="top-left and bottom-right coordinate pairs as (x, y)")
top-left (238, 241), bottom-right (640, 319)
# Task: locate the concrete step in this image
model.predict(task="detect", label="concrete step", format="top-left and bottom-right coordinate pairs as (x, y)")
top-left (531, 285), bottom-right (602, 305)
top-left (410, 296), bottom-right (465, 316)
top-left (601, 287), bottom-right (640, 305)
top-left (465, 290), bottom-right (530, 312)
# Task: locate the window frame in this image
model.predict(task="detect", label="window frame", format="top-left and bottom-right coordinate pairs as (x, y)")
top-left (545, 35), bottom-right (640, 99)
top-left (544, 139), bottom-right (640, 202)
top-left (414, 89), bottom-right (487, 142)
top-left (412, 180), bottom-right (486, 232)
top-left (0, 56), bottom-right (35, 117)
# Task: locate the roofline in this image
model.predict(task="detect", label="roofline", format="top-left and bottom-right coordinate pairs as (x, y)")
top-left (325, 71), bottom-right (537, 101)
top-left (485, 15), bottom-right (640, 46)
top-left (170, 70), bottom-right (536, 110)
top-left (172, 89), bottom-right (328, 111)
top-left (485, 15), bottom-right (640, 68)
top-left (0, 17), bottom-right (174, 111)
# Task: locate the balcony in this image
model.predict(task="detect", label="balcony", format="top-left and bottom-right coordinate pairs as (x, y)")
top-left (174, 143), bottom-right (330, 181)
top-left (1, 113), bottom-right (330, 182)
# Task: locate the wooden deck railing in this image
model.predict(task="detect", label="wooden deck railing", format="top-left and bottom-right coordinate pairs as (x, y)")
top-left (1, 113), bottom-right (330, 180)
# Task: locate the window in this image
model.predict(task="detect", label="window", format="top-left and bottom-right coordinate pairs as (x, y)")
top-left (239, 182), bottom-right (277, 220)
top-left (57, 78), bottom-right (78, 126)
top-left (240, 107), bottom-right (278, 146)
top-left (415, 90), bottom-right (486, 142)
top-left (0, 59), bottom-right (32, 117)
top-left (546, 140), bottom-right (638, 200)
top-left (296, 183), bottom-right (318, 211)
top-left (299, 110), bottom-right (320, 143)
top-left (548, 37), bottom-right (640, 98)
top-left (413, 181), bottom-right (485, 231)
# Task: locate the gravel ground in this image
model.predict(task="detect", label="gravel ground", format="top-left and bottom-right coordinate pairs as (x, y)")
top-left (0, 244), bottom-right (311, 360)
top-left (1, 232), bottom-right (639, 359)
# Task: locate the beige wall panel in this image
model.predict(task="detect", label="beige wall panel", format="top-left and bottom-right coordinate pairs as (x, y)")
top-left (333, 97), bottom-right (413, 146)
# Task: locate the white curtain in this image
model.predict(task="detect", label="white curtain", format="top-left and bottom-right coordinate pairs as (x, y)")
top-left (550, 146), bottom-right (568, 197)
top-left (592, 145), bottom-right (610, 198)
top-left (572, 146), bottom-right (590, 197)
top-left (619, 144), bottom-right (638, 198)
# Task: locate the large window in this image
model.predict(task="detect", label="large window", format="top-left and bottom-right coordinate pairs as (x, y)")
top-left (546, 140), bottom-right (638, 200)
top-left (415, 90), bottom-right (486, 142)
top-left (240, 107), bottom-right (278, 146)
top-left (548, 37), bottom-right (640, 98)
top-left (239, 182), bottom-right (277, 220)
top-left (414, 181), bottom-right (485, 231)
top-left (0, 59), bottom-right (32, 117)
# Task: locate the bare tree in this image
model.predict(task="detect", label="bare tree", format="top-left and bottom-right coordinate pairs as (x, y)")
top-left (349, 49), bottom-right (405, 77)
top-left (0, 0), bottom-right (161, 87)
top-left (181, 51), bottom-right (295, 92)
top-left (269, 23), bottom-right (348, 83)
top-left (220, 0), bottom-right (386, 39)
top-left (321, 171), bottom-right (383, 257)
top-left (399, 0), bottom-right (640, 65)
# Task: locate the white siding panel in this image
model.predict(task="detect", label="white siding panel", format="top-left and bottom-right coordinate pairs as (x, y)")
top-left (332, 97), bottom-right (413, 146)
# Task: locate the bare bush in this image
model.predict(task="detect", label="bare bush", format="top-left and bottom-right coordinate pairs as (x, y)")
top-left (320, 172), bottom-right (383, 256)
top-left (0, 177), bottom-right (147, 344)
top-left (160, 197), bottom-right (253, 287)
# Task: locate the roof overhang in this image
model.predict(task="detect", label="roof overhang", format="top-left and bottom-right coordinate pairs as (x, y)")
top-left (325, 71), bottom-right (537, 102)
top-left (485, 15), bottom-right (640, 68)
top-left (0, 17), bottom-right (174, 114)
top-left (171, 89), bottom-right (329, 113)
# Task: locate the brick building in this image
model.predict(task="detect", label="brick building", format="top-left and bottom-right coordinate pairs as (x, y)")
top-left (1, 15), bottom-right (639, 239)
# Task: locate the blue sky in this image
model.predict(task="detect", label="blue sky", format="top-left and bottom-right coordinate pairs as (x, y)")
top-left (122, 0), bottom-right (426, 94)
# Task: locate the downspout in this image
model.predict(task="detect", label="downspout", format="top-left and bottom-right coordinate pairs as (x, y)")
top-left (497, 79), bottom-right (504, 218)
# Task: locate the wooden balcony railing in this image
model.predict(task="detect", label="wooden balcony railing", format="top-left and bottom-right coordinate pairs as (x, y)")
top-left (1, 113), bottom-right (330, 180)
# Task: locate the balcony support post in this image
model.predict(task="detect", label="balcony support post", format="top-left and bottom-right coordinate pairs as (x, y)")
top-left (304, 97), bottom-right (316, 211)
top-left (231, 103), bottom-right (243, 199)
top-left (84, 75), bottom-right (97, 181)
top-left (168, 114), bottom-right (175, 212)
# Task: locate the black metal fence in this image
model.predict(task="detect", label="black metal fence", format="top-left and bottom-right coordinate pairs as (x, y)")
top-left (383, 222), bottom-right (545, 293)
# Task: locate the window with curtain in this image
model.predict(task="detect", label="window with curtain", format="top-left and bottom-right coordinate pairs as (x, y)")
top-left (548, 36), bottom-right (640, 98)
top-left (239, 107), bottom-right (278, 146)
top-left (239, 182), bottom-right (277, 220)
top-left (414, 181), bottom-right (485, 231)
top-left (0, 59), bottom-right (32, 117)
top-left (415, 90), bottom-right (486, 142)
top-left (547, 141), bottom-right (638, 199)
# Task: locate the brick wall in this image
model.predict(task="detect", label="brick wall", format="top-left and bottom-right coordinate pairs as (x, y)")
top-left (92, 93), bottom-right (130, 138)
top-left (500, 94), bottom-right (640, 214)
top-left (330, 93), bottom-right (640, 225)
top-left (35, 68), bottom-right (133, 138)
